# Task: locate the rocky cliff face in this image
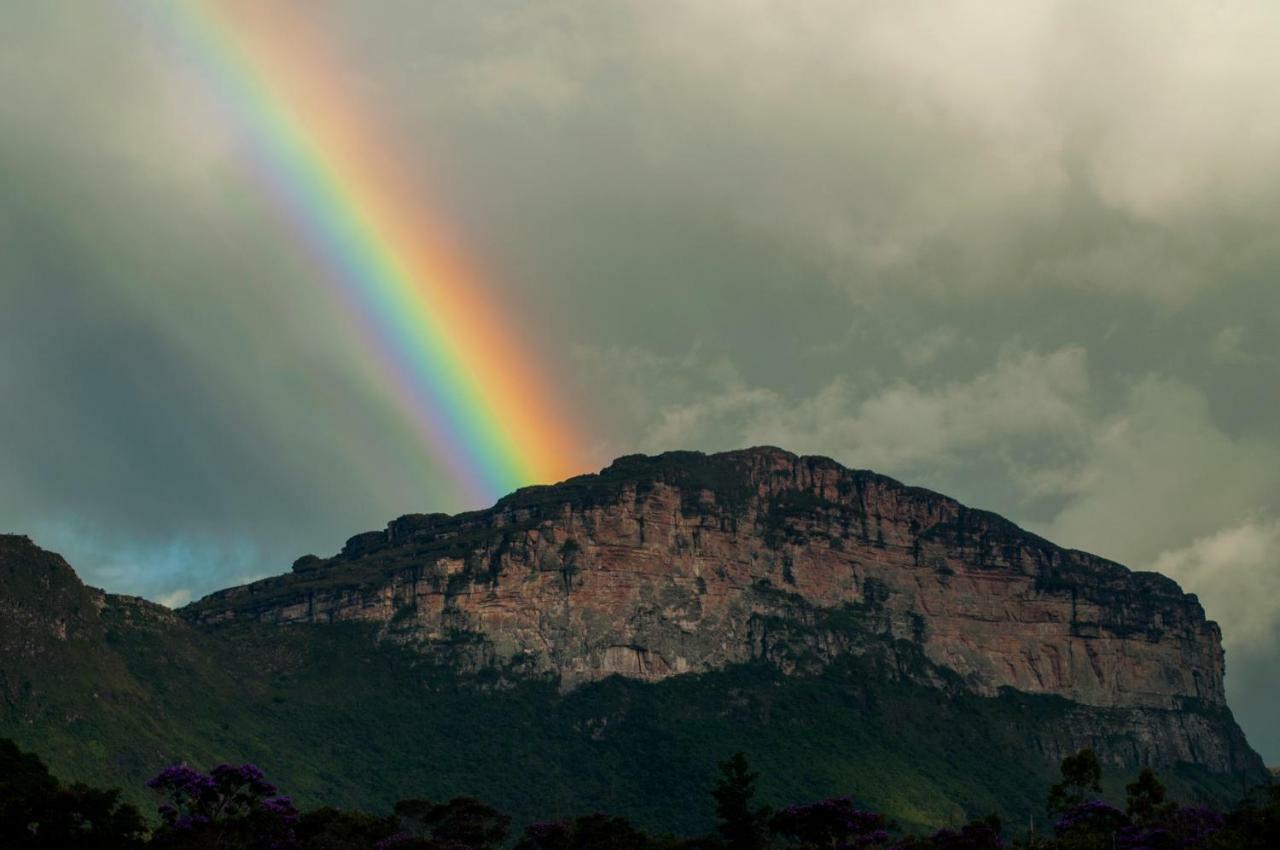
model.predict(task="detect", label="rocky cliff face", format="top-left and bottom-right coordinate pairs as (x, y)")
top-left (1, 452), bottom-right (1268, 825)
top-left (186, 448), bottom-right (1225, 714)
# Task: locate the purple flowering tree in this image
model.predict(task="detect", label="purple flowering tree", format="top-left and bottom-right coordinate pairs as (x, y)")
top-left (769, 797), bottom-right (892, 849)
top-left (1115, 805), bottom-right (1224, 850)
top-left (147, 762), bottom-right (298, 848)
top-left (1052, 799), bottom-right (1130, 850)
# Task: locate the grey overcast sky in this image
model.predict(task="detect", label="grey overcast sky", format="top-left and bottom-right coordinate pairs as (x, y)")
top-left (2, 2), bottom-right (1278, 761)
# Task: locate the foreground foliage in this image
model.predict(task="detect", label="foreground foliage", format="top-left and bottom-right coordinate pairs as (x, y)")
top-left (1, 741), bottom-right (1275, 850)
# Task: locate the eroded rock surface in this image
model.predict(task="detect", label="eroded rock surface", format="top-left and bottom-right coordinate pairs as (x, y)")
top-left (185, 448), bottom-right (1225, 711)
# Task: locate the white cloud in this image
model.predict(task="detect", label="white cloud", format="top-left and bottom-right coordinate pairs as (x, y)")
top-left (155, 588), bottom-right (192, 610)
top-left (773, 346), bottom-right (1092, 471)
top-left (1154, 520), bottom-right (1280, 652)
top-left (400, 0), bottom-right (1280, 303)
top-left (651, 0), bottom-right (1280, 223)
top-left (902, 328), bottom-right (961, 368)
top-left (578, 344), bottom-right (1099, 516)
top-left (1041, 377), bottom-right (1280, 568)
top-left (612, 345), bottom-right (1092, 478)
top-left (1058, 2), bottom-right (1280, 223)
top-left (1209, 326), bottom-right (1255, 366)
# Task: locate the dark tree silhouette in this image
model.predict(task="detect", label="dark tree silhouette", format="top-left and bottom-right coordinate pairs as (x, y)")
top-left (0, 738), bottom-right (145, 850)
top-left (391, 796), bottom-right (510, 849)
top-left (296, 806), bottom-right (397, 849)
top-left (1124, 768), bottom-right (1173, 826)
top-left (515, 812), bottom-right (657, 850)
top-left (712, 753), bottom-right (771, 850)
top-left (1046, 749), bottom-right (1103, 815)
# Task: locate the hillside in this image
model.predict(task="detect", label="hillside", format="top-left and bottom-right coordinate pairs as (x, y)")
top-left (0, 448), bottom-right (1267, 832)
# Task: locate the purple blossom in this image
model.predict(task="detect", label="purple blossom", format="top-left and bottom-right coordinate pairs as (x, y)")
top-left (173, 813), bottom-right (211, 830)
top-left (1054, 799), bottom-right (1130, 835)
top-left (147, 759), bottom-right (298, 839)
top-left (771, 796), bottom-right (891, 848)
top-left (374, 831), bottom-right (417, 850)
top-left (262, 795), bottom-right (299, 823)
top-left (1116, 806), bottom-right (1225, 850)
top-left (212, 762), bottom-right (279, 797)
top-left (147, 764), bottom-right (218, 798)
top-left (147, 763), bottom-right (220, 825)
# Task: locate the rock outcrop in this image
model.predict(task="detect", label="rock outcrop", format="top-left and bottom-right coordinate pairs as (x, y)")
top-left (187, 448), bottom-right (1226, 712)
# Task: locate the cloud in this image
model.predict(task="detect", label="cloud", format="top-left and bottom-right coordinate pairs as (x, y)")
top-left (1154, 521), bottom-right (1280, 652)
top-left (744, 347), bottom-right (1092, 474)
top-left (668, 0), bottom-right (1280, 219)
top-left (533, 0), bottom-right (1280, 303)
top-left (155, 589), bottom-right (193, 610)
top-left (28, 523), bottom-right (271, 609)
top-left (1041, 378), bottom-right (1280, 568)
top-left (581, 344), bottom-right (1093, 499)
top-left (1208, 326), bottom-right (1269, 367)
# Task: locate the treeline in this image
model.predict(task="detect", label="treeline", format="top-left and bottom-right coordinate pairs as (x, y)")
top-left (2, 738), bottom-right (1277, 849)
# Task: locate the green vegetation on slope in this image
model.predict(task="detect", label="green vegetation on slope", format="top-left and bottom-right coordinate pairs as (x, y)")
top-left (0, 612), bottom-right (1248, 836)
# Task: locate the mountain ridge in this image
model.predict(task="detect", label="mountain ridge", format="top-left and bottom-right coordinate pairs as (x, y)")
top-left (182, 446), bottom-right (1226, 712)
top-left (0, 447), bottom-right (1268, 831)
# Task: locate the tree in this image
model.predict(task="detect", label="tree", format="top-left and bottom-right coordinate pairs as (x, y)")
top-left (0, 738), bottom-right (145, 850)
top-left (0, 737), bottom-right (58, 843)
top-left (391, 796), bottom-right (510, 849)
top-left (769, 796), bottom-right (890, 848)
top-left (1051, 800), bottom-right (1128, 850)
top-left (297, 806), bottom-right (397, 850)
top-left (147, 762), bottom-right (298, 849)
top-left (1124, 768), bottom-right (1173, 826)
top-left (1047, 749), bottom-right (1103, 815)
top-left (1210, 782), bottom-right (1280, 849)
top-left (713, 753), bottom-right (771, 850)
top-left (515, 813), bottom-right (657, 850)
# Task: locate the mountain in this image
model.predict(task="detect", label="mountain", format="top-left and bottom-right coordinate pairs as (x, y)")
top-left (0, 448), bottom-right (1267, 833)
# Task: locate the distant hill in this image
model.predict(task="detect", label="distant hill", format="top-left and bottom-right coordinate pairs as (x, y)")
top-left (0, 448), bottom-right (1267, 832)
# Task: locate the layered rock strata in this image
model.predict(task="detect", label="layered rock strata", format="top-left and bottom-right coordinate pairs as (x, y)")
top-left (185, 448), bottom-right (1225, 714)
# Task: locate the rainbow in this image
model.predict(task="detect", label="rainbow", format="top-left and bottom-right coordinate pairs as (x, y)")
top-left (148, 1), bottom-right (585, 505)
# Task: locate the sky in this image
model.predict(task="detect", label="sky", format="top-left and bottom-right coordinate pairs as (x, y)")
top-left (2, 1), bottom-right (1278, 761)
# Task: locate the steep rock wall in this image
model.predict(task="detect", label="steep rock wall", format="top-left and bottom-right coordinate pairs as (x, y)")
top-left (185, 448), bottom-right (1225, 713)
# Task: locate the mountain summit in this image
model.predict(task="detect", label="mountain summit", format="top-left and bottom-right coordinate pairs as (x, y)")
top-left (192, 447), bottom-right (1228, 710)
top-left (0, 448), bottom-right (1267, 830)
